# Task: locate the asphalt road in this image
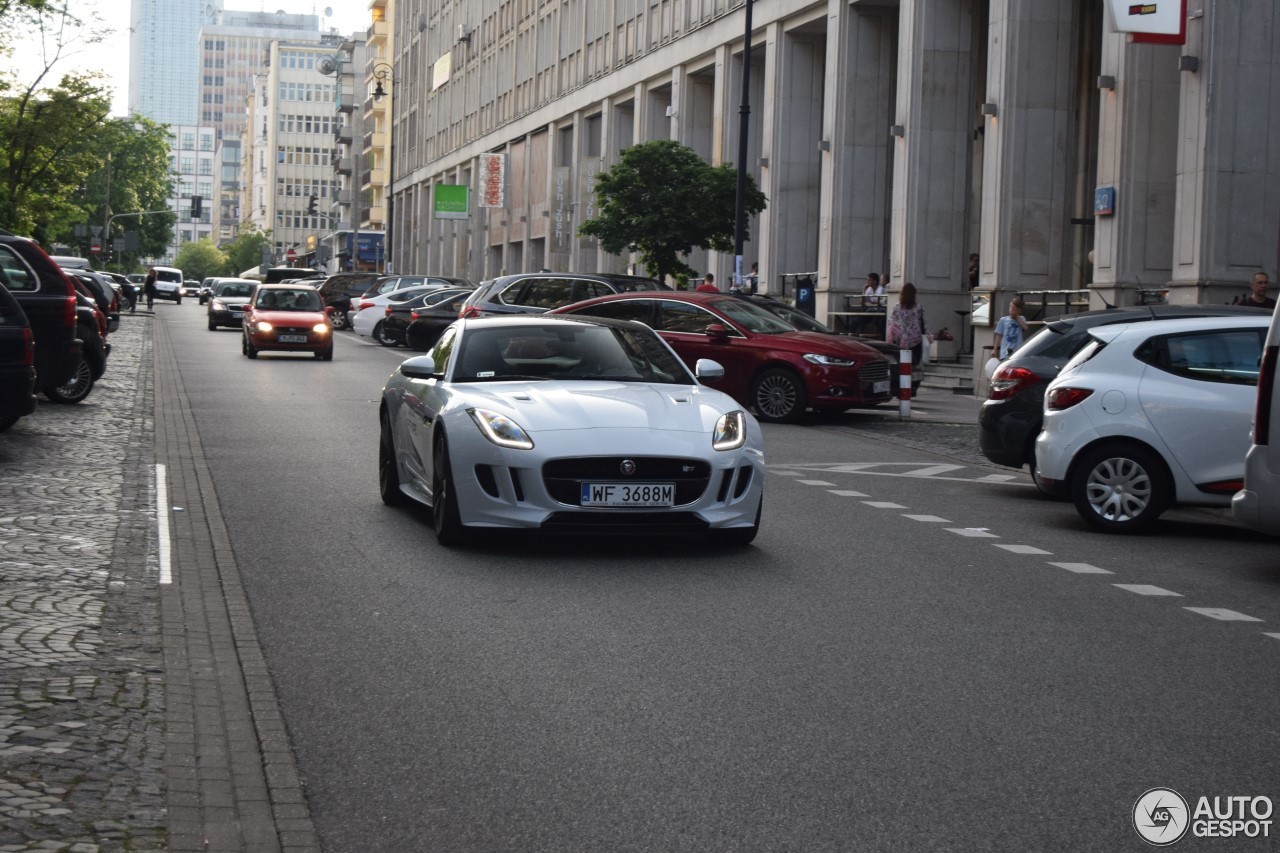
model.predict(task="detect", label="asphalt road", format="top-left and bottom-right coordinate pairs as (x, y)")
top-left (162, 304), bottom-right (1280, 852)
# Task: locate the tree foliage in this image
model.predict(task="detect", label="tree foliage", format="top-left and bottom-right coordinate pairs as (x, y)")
top-left (577, 140), bottom-right (767, 284)
top-left (220, 224), bottom-right (273, 276)
top-left (174, 238), bottom-right (227, 282)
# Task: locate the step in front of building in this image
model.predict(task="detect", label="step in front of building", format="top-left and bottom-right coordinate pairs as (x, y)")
top-left (920, 356), bottom-right (976, 395)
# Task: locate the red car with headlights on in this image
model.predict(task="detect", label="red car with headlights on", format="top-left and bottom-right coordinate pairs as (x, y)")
top-left (552, 291), bottom-right (892, 422)
top-left (241, 284), bottom-right (334, 360)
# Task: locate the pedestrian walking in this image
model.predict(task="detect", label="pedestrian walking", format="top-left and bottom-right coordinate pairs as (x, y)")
top-left (1232, 272), bottom-right (1277, 310)
top-left (885, 282), bottom-right (928, 367)
top-left (143, 268), bottom-right (156, 310)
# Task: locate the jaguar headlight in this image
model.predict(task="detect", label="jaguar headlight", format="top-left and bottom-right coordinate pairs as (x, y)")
top-left (468, 408), bottom-right (534, 450)
top-left (803, 353), bottom-right (857, 367)
top-left (713, 410), bottom-right (747, 451)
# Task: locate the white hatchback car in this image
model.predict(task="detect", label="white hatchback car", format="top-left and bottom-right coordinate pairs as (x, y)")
top-left (1035, 314), bottom-right (1269, 533)
top-left (350, 285), bottom-right (446, 343)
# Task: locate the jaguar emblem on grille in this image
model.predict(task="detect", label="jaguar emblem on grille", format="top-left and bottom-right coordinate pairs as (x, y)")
top-left (619, 459), bottom-right (637, 476)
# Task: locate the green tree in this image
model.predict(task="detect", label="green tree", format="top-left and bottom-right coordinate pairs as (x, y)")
top-left (577, 140), bottom-right (767, 284)
top-left (174, 238), bottom-right (227, 282)
top-left (220, 224), bottom-right (273, 276)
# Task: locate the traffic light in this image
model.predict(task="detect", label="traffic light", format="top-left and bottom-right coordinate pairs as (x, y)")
top-left (307, 195), bottom-right (317, 216)
top-left (191, 195), bottom-right (202, 218)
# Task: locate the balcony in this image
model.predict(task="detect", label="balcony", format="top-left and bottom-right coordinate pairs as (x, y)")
top-left (362, 129), bottom-right (387, 151)
top-left (333, 156), bottom-right (354, 175)
top-left (335, 124), bottom-right (353, 143)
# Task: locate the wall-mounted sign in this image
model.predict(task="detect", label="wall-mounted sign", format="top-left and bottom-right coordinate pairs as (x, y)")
top-left (1094, 186), bottom-right (1116, 216)
top-left (432, 53), bottom-right (451, 91)
top-left (434, 184), bottom-right (469, 220)
top-left (479, 153), bottom-right (506, 208)
top-left (1106, 0), bottom-right (1186, 44)
top-left (552, 167), bottom-right (571, 249)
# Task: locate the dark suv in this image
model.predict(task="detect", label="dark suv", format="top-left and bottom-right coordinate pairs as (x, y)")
top-left (316, 272), bottom-right (380, 329)
top-left (458, 272), bottom-right (669, 318)
top-left (0, 233), bottom-right (81, 395)
top-left (979, 304), bottom-right (1258, 482)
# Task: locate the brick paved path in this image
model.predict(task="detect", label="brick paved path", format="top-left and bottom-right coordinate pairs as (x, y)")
top-left (0, 312), bottom-right (318, 852)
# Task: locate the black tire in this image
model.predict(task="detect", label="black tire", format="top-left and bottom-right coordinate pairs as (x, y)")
top-left (379, 411), bottom-right (408, 506)
top-left (751, 368), bottom-right (807, 423)
top-left (175, 296), bottom-right (182, 305)
top-left (1069, 443), bottom-right (1171, 533)
top-left (315, 347), bottom-right (334, 361)
top-left (243, 335), bottom-right (258, 359)
top-left (208, 316), bottom-right (217, 331)
top-left (432, 434), bottom-right (467, 546)
top-left (44, 359), bottom-right (94, 404)
top-left (708, 496), bottom-right (762, 546)
top-left (329, 310), bottom-right (349, 331)
top-left (376, 323), bottom-right (401, 347)
top-left (0, 414), bottom-right (18, 432)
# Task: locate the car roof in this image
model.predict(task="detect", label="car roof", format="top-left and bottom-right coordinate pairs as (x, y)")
top-left (459, 314), bottom-right (644, 332)
top-left (1087, 313), bottom-right (1272, 342)
top-left (256, 282), bottom-right (319, 290)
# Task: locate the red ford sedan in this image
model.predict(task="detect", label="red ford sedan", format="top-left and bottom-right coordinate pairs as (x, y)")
top-left (552, 292), bottom-right (892, 422)
top-left (241, 284), bottom-right (334, 360)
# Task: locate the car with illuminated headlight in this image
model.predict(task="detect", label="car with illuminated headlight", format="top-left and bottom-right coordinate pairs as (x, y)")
top-left (241, 283), bottom-right (334, 360)
top-left (1034, 314), bottom-right (1269, 533)
top-left (206, 278), bottom-right (259, 330)
top-left (377, 315), bottom-right (765, 546)
top-left (552, 291), bottom-right (893, 422)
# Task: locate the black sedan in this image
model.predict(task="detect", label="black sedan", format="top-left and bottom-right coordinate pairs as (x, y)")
top-left (0, 282), bottom-right (37, 431)
top-left (378, 288), bottom-right (473, 350)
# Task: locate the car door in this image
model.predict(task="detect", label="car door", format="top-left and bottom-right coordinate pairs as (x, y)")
top-left (653, 299), bottom-right (755, 401)
top-left (401, 327), bottom-right (457, 493)
top-left (1137, 326), bottom-right (1264, 490)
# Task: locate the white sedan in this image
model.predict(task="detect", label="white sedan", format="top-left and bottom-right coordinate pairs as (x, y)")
top-left (378, 315), bottom-right (765, 546)
top-left (350, 285), bottom-right (448, 343)
top-left (1035, 314), bottom-right (1269, 532)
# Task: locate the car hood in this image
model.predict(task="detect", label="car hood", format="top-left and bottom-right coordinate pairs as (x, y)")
top-left (460, 381), bottom-right (736, 433)
top-left (765, 330), bottom-right (889, 359)
top-left (248, 309), bottom-right (327, 324)
top-left (213, 296), bottom-right (252, 306)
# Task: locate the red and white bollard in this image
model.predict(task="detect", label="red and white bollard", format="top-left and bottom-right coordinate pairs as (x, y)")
top-left (898, 348), bottom-right (913, 419)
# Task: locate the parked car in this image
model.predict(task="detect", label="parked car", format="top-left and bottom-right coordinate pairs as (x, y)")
top-left (150, 265), bottom-right (184, 303)
top-left (241, 283), bottom-right (334, 360)
top-left (48, 255), bottom-right (91, 270)
top-left (378, 315), bottom-right (764, 546)
top-left (457, 272), bottom-right (669, 319)
top-left (732, 293), bottom-right (919, 395)
top-left (374, 288), bottom-right (473, 348)
top-left (979, 305), bottom-right (1257, 486)
top-left (48, 286), bottom-right (109, 404)
top-left (350, 285), bottom-right (453, 343)
top-left (0, 232), bottom-right (82, 394)
top-left (65, 268), bottom-right (120, 333)
top-left (1034, 314), bottom-right (1269, 533)
top-left (399, 290), bottom-right (476, 352)
top-left (553, 291), bottom-right (893, 422)
top-left (0, 282), bottom-right (37, 431)
top-left (1233, 305), bottom-right (1280, 535)
top-left (206, 278), bottom-right (259, 330)
top-left (315, 272), bottom-right (380, 329)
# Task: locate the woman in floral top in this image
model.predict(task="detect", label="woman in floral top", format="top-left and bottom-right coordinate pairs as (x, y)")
top-left (885, 282), bottom-right (928, 366)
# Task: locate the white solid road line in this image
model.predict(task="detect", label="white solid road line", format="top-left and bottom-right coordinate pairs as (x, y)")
top-left (155, 463), bottom-right (172, 585)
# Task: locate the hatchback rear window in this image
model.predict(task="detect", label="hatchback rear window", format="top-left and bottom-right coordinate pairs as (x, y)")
top-left (0, 245), bottom-right (38, 292)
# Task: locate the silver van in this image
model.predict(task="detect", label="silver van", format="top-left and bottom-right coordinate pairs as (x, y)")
top-left (1232, 307), bottom-right (1280, 534)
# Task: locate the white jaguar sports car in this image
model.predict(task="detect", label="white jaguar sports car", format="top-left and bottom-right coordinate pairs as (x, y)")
top-left (378, 315), bottom-right (765, 546)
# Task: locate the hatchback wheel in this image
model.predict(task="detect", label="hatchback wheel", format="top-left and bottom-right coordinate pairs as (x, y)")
top-left (45, 359), bottom-right (94, 404)
top-left (752, 368), bottom-right (806, 423)
top-left (243, 335), bottom-right (258, 359)
top-left (1070, 444), bottom-right (1170, 533)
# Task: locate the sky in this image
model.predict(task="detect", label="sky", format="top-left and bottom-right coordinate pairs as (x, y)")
top-left (10, 0), bottom-right (370, 116)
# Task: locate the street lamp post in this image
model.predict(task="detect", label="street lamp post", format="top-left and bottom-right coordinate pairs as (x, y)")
top-left (373, 61), bottom-right (395, 274)
top-left (732, 0), bottom-right (755, 290)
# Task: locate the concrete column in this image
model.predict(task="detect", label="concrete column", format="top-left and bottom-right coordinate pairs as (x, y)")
top-left (1091, 26), bottom-right (1179, 307)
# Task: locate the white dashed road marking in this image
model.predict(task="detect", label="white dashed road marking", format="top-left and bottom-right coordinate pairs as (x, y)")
top-left (798, 480), bottom-right (836, 487)
top-left (903, 514), bottom-right (951, 523)
top-left (899, 464), bottom-right (965, 478)
top-left (827, 490), bottom-right (869, 497)
top-left (1265, 634), bottom-right (1280, 642)
top-left (994, 544), bottom-right (1053, 555)
top-left (1184, 608), bottom-right (1263, 622)
top-left (773, 471), bottom-right (801, 476)
top-left (975, 473), bottom-right (1020, 482)
top-left (945, 528), bottom-right (999, 538)
top-left (1049, 562), bottom-right (1113, 575)
top-left (863, 501), bottom-right (907, 509)
top-left (1114, 584), bottom-right (1182, 597)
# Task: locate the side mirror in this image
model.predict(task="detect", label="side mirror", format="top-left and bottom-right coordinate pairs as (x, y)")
top-left (399, 355), bottom-right (442, 380)
top-left (705, 323), bottom-right (731, 343)
top-left (694, 358), bottom-right (725, 382)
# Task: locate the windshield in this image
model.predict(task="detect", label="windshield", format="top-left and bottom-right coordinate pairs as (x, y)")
top-left (712, 298), bottom-right (798, 334)
top-left (216, 282), bottom-right (255, 298)
top-left (452, 323), bottom-right (691, 384)
top-left (256, 289), bottom-right (321, 311)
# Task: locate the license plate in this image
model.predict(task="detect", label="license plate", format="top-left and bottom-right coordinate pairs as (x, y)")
top-left (873, 380), bottom-right (889, 394)
top-left (581, 482), bottom-right (675, 507)
top-left (278, 334), bottom-right (307, 343)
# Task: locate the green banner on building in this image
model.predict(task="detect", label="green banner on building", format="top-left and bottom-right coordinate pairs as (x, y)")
top-left (434, 185), bottom-right (469, 220)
